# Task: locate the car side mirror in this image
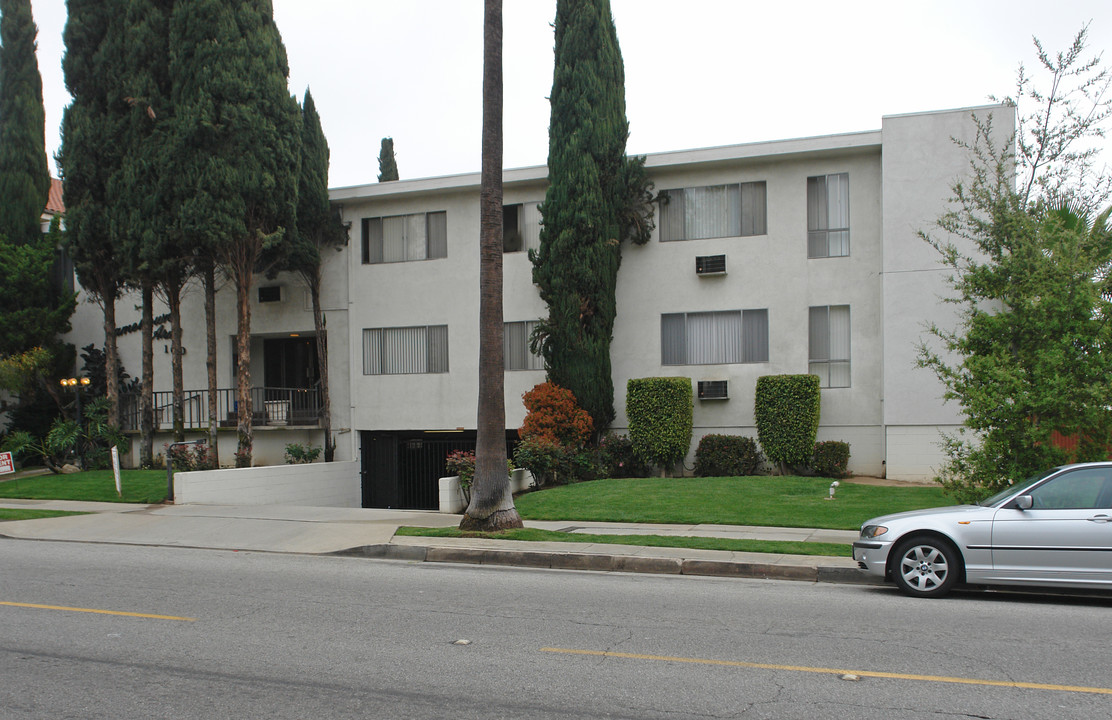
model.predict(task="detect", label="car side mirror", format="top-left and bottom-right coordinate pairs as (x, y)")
top-left (1015, 495), bottom-right (1033, 511)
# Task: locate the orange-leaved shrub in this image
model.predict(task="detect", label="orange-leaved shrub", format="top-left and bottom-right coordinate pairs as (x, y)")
top-left (519, 382), bottom-right (593, 448)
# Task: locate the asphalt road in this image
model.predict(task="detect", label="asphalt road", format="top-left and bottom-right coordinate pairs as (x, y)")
top-left (2, 539), bottom-right (1110, 719)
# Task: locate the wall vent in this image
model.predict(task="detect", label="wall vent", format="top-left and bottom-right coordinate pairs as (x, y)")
top-left (697, 380), bottom-right (729, 400)
top-left (695, 254), bottom-right (727, 275)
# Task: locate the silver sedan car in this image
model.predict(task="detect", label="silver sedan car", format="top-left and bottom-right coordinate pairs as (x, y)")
top-left (853, 462), bottom-right (1112, 598)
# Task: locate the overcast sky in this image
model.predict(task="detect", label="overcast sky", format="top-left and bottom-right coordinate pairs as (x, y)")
top-left (20, 0), bottom-right (1112, 189)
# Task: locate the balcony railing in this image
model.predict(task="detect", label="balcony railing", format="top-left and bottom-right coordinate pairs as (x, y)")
top-left (119, 387), bottom-right (323, 432)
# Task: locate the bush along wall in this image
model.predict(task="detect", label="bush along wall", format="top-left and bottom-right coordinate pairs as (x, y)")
top-left (693, 434), bottom-right (764, 477)
top-left (626, 377), bottom-right (693, 475)
top-left (754, 374), bottom-right (821, 475)
top-left (811, 440), bottom-right (850, 478)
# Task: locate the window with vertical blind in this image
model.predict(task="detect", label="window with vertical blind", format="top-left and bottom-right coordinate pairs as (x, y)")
top-left (361, 211), bottom-right (448, 264)
top-left (362, 325), bottom-right (449, 375)
top-left (502, 202), bottom-right (542, 253)
top-left (658, 182), bottom-right (767, 241)
top-left (661, 309), bottom-right (769, 365)
top-left (809, 305), bottom-right (850, 387)
top-left (807, 173), bottom-right (849, 257)
top-left (504, 320), bottom-right (543, 371)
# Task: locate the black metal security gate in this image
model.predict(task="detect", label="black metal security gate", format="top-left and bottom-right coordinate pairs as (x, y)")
top-left (360, 431), bottom-right (475, 510)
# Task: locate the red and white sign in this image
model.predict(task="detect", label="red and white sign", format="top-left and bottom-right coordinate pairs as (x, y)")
top-left (0, 451), bottom-right (14, 475)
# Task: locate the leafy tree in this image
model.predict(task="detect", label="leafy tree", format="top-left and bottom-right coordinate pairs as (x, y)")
top-left (289, 89), bottom-right (346, 461)
top-left (918, 27), bottom-right (1112, 502)
top-left (0, 0), bottom-right (50, 245)
top-left (461, 0), bottom-right (523, 531)
top-left (59, 0), bottom-right (125, 429)
top-left (530, 0), bottom-right (654, 433)
top-left (168, 0), bottom-right (302, 466)
top-left (377, 136), bottom-right (398, 182)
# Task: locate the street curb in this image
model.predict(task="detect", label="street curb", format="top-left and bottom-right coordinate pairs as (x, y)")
top-left (333, 543), bottom-right (885, 586)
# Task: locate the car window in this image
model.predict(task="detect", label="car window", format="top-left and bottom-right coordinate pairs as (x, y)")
top-left (1028, 468), bottom-right (1111, 510)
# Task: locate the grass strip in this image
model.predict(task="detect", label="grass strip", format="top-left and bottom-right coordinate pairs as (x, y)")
top-left (0, 470), bottom-right (167, 504)
top-left (396, 526), bottom-right (849, 557)
top-left (0, 509), bottom-right (87, 522)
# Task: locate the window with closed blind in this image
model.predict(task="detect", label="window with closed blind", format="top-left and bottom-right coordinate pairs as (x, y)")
top-left (362, 325), bottom-right (449, 375)
top-left (504, 320), bottom-right (544, 371)
top-left (361, 211), bottom-right (448, 264)
top-left (807, 174), bottom-right (849, 258)
top-left (658, 182), bottom-right (767, 241)
top-left (661, 309), bottom-right (769, 365)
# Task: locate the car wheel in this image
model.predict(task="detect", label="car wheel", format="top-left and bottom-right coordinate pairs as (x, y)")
top-left (891, 536), bottom-right (961, 598)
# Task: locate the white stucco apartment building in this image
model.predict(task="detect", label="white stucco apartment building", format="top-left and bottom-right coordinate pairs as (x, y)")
top-left (63, 103), bottom-right (1014, 508)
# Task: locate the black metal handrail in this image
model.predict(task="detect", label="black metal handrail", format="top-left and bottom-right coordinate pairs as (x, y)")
top-left (119, 387), bottom-right (322, 432)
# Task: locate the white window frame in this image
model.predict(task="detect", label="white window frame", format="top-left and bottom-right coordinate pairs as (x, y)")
top-left (808, 305), bottom-right (850, 388)
top-left (807, 173), bottom-right (850, 258)
top-left (661, 309), bottom-right (769, 365)
top-left (659, 182), bottom-right (766, 241)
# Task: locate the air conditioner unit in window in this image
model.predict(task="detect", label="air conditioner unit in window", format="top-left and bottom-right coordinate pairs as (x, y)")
top-left (695, 254), bottom-right (727, 275)
top-left (258, 285), bottom-right (283, 303)
top-left (697, 380), bottom-right (729, 400)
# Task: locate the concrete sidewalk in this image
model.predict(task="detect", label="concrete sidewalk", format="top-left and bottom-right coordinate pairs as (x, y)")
top-left (0, 499), bottom-right (877, 586)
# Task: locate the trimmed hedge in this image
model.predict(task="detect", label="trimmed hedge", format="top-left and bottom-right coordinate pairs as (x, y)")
top-left (626, 377), bottom-right (693, 472)
top-left (812, 441), bottom-right (850, 478)
top-left (693, 434), bottom-right (763, 477)
top-left (598, 433), bottom-right (651, 478)
top-left (755, 374), bottom-right (821, 472)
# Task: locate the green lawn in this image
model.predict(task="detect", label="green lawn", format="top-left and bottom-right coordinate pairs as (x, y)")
top-left (0, 508), bottom-right (86, 522)
top-left (0, 470), bottom-right (168, 504)
top-left (396, 526), bottom-right (849, 557)
top-left (513, 476), bottom-right (951, 531)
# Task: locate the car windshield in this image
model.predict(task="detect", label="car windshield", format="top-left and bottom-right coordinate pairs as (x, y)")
top-left (977, 468), bottom-right (1060, 507)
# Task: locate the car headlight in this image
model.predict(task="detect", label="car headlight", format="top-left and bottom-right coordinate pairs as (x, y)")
top-left (861, 525), bottom-right (889, 539)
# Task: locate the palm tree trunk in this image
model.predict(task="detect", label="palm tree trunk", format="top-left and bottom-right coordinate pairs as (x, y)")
top-left (461, 0), bottom-right (522, 531)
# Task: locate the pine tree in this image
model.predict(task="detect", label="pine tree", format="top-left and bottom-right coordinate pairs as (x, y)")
top-left (169, 0), bottom-right (301, 466)
top-left (289, 89), bottom-right (346, 462)
top-left (530, 0), bottom-right (652, 433)
top-left (377, 137), bottom-right (398, 181)
top-left (0, 0), bottom-right (50, 245)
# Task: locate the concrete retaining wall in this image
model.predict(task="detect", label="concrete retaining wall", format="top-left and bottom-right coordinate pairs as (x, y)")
top-left (175, 461), bottom-right (361, 507)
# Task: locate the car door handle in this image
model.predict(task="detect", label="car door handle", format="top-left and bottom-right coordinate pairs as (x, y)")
top-left (1087, 515), bottom-right (1112, 523)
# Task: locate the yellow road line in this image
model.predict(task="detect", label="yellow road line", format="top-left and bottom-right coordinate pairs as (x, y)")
top-left (0, 601), bottom-right (195, 622)
top-left (540, 647), bottom-right (1112, 696)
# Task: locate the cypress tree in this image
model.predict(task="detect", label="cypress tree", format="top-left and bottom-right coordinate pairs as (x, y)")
top-left (377, 137), bottom-right (398, 181)
top-left (0, 0), bottom-right (73, 399)
top-left (531, 0), bottom-right (652, 433)
top-left (0, 0), bottom-right (50, 245)
top-left (169, 0), bottom-right (301, 466)
top-left (116, 0), bottom-right (179, 448)
top-left (288, 89), bottom-right (346, 462)
top-left (59, 0), bottom-right (126, 429)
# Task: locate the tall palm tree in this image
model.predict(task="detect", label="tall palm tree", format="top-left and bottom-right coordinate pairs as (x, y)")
top-left (461, 0), bottom-right (522, 531)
